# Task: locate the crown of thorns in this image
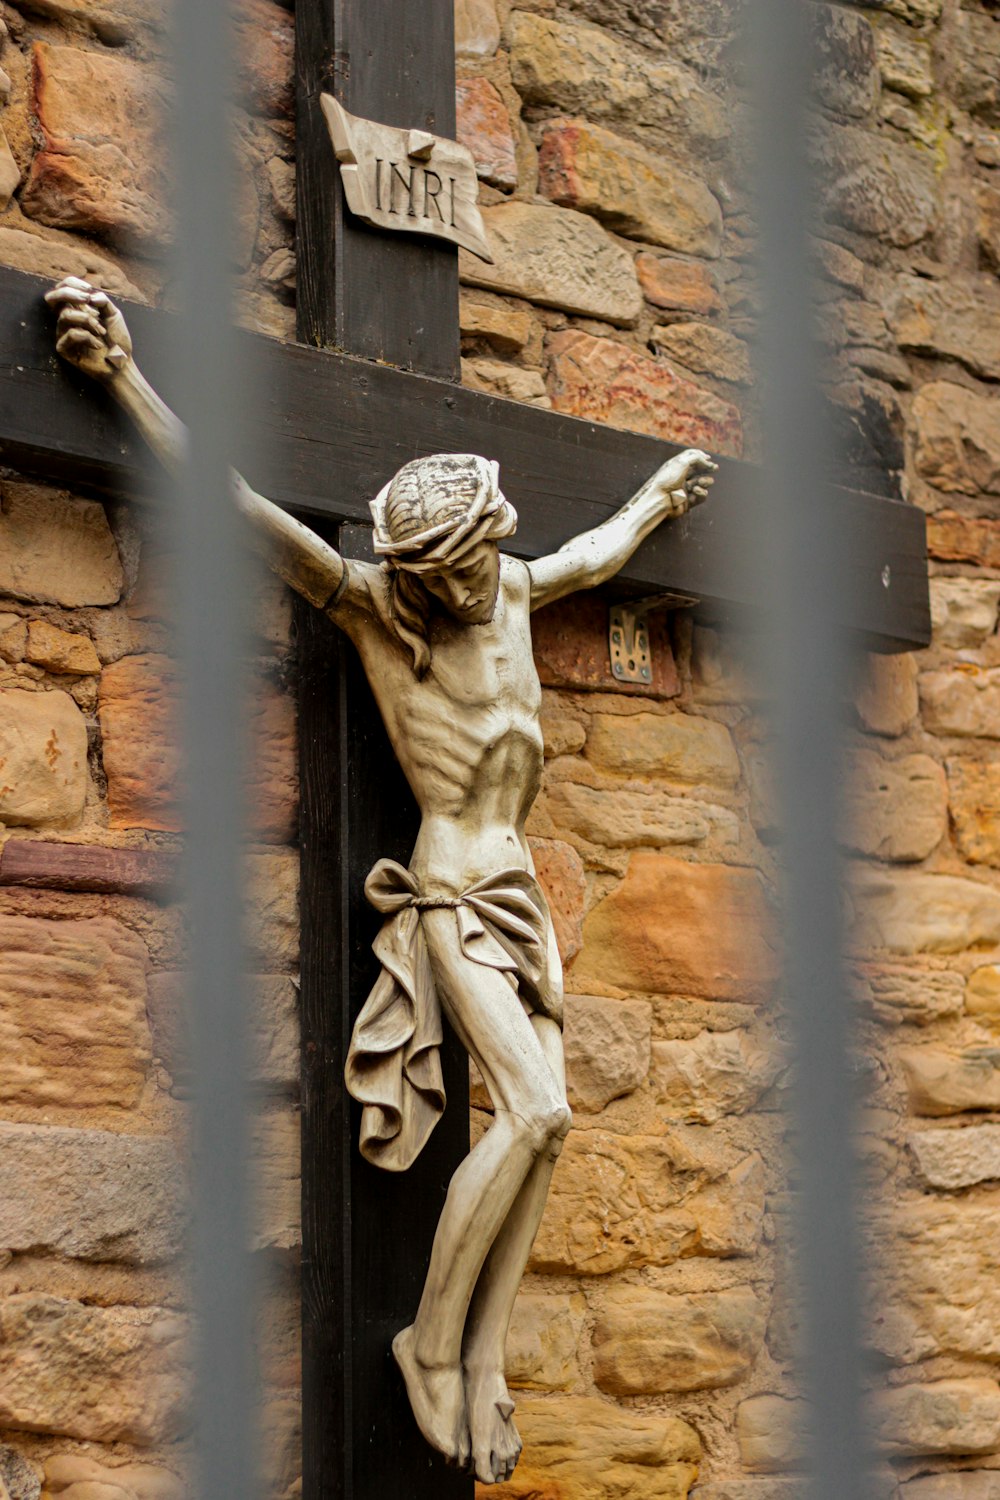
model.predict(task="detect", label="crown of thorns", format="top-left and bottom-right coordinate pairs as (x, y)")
top-left (370, 453), bottom-right (517, 574)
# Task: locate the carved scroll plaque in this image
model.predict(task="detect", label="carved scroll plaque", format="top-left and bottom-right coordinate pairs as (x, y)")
top-left (321, 96), bottom-right (494, 262)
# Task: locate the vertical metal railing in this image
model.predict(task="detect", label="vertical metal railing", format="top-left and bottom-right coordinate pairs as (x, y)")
top-left (166, 3), bottom-right (257, 1497)
top-left (748, 2), bottom-right (875, 1496)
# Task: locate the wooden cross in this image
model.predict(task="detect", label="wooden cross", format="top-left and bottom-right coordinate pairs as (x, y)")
top-left (0, 5), bottom-right (930, 1500)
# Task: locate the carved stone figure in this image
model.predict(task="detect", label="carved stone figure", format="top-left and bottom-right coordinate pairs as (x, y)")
top-left (45, 276), bottom-right (716, 1486)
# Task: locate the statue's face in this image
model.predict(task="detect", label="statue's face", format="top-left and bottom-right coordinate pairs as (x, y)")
top-left (421, 540), bottom-right (501, 625)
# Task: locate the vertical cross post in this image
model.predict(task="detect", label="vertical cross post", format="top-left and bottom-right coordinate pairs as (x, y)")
top-left (294, 5), bottom-right (471, 1499)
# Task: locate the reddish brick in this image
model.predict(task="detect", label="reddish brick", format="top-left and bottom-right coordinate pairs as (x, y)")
top-left (636, 253), bottom-right (722, 316)
top-left (927, 510), bottom-right (1000, 570)
top-left (456, 76), bottom-right (516, 191)
top-left (531, 594), bottom-right (680, 700)
top-left (529, 836), bottom-right (586, 965)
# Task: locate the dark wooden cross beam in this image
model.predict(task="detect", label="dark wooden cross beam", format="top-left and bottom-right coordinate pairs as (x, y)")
top-left (0, 4), bottom-right (931, 1499)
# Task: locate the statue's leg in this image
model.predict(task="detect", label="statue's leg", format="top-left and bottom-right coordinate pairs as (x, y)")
top-left (393, 909), bottom-right (571, 1476)
top-left (461, 1012), bottom-right (567, 1484)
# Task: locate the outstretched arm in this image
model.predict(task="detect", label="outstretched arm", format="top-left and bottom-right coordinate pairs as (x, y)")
top-left (45, 277), bottom-right (356, 612)
top-left (527, 448), bottom-right (717, 612)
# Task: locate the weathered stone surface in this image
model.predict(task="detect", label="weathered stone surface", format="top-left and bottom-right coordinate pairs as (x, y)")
top-left (0, 915), bottom-right (150, 1108)
top-left (23, 43), bottom-right (171, 250)
top-left (592, 1286), bottom-right (765, 1395)
top-left (532, 1128), bottom-right (764, 1274)
top-left (910, 1124), bottom-right (1000, 1189)
top-left (459, 202), bottom-right (641, 325)
top-left (890, 275), bottom-right (1000, 381)
top-left (246, 676), bottom-right (298, 844)
top-left (951, 9), bottom-right (1000, 124)
top-left (842, 750), bottom-right (947, 862)
top-left (0, 225), bottom-right (140, 298)
top-left (814, 4), bottom-right (880, 117)
top-left (654, 1029), bottom-right (784, 1124)
top-left (876, 1378), bottom-right (1000, 1456)
top-left (11, 0), bottom-right (161, 45)
top-left (968, 964), bottom-right (1000, 1024)
top-left (232, 0), bottom-right (293, 119)
top-left (585, 710), bottom-right (740, 788)
top-left (507, 11), bottom-right (726, 152)
top-left (563, 994), bottom-right (650, 1111)
top-left (900, 1045), bottom-right (1000, 1116)
top-left (737, 1395), bottom-right (805, 1473)
top-left (818, 123), bottom-right (937, 247)
top-left (245, 847), bottom-right (299, 971)
top-left (928, 511), bottom-right (1000, 570)
top-left (691, 1484), bottom-right (802, 1500)
top-left (546, 330), bottom-right (743, 458)
top-left (576, 853), bottom-right (778, 1002)
top-left (852, 871), bottom-right (1000, 955)
top-left (529, 836), bottom-right (585, 965)
top-left (636, 253), bottom-right (722, 315)
top-left (538, 119), bottom-right (721, 258)
top-left (148, 971), bottom-right (298, 1093)
top-left (0, 1294), bottom-right (186, 1444)
top-left (459, 294), bottom-right (537, 353)
top-left (931, 580), bottom-right (1000, 648)
top-left (976, 181), bottom-right (1000, 274)
top-left (875, 19), bottom-right (934, 99)
top-left (853, 652), bottom-right (918, 737)
top-left (0, 123), bottom-right (20, 208)
top-left (949, 758), bottom-right (1000, 868)
top-left (0, 688), bottom-right (88, 828)
top-left (456, 76), bottom-right (516, 190)
top-left (542, 777), bottom-right (736, 852)
top-left (539, 693), bottom-right (586, 759)
top-left (652, 322), bottom-right (752, 385)
top-left (488, 1395), bottom-right (700, 1500)
top-left (902, 1472), bottom-right (1000, 1499)
top-left (0, 482), bottom-right (123, 606)
top-left (24, 620), bottom-right (101, 676)
top-left (99, 653), bottom-right (181, 831)
top-left (462, 357), bottom-right (550, 407)
top-left (0, 1444), bottom-right (39, 1500)
top-left (879, 1198), bottom-right (1000, 1363)
top-left (505, 1291), bottom-right (582, 1392)
top-left (532, 594), bottom-right (681, 699)
top-left (42, 1453), bottom-right (184, 1500)
top-left (252, 1108), bottom-right (300, 1252)
top-left (455, 0), bottom-right (500, 57)
top-left (0, 1123), bottom-right (184, 1265)
top-left (854, 962), bottom-right (964, 1026)
top-left (920, 667), bottom-right (1000, 739)
top-left (913, 382), bottom-right (1000, 498)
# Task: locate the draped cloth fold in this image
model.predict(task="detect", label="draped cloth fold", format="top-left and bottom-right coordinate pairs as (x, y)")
top-left (344, 858), bottom-right (557, 1173)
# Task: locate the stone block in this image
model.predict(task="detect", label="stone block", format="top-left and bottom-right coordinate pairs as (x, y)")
top-left (843, 750), bottom-right (946, 862)
top-left (931, 580), bottom-right (1000, 648)
top-left (691, 1484), bottom-right (803, 1500)
top-left (737, 1394), bottom-right (805, 1473)
top-left (949, 758), bottom-right (1000, 867)
top-left (539, 693), bottom-right (586, 759)
top-left (0, 687), bottom-right (88, 828)
top-left (920, 667), bottom-right (1000, 739)
top-left (147, 971), bottom-right (298, 1094)
top-left (903, 1473), bottom-right (1000, 1499)
top-left (576, 853), bottom-right (778, 1002)
top-left (252, 1108), bottom-right (300, 1252)
top-left (592, 1285), bottom-right (765, 1395)
top-left (0, 225), bottom-right (140, 298)
top-left (489, 1395), bottom-right (699, 1500)
top-left (817, 123), bottom-right (937, 248)
top-left (890, 274), bottom-right (1000, 381)
top-left (505, 1291), bottom-right (583, 1391)
top-left (546, 329), bottom-right (743, 458)
top-left (232, 0), bottom-right (293, 120)
top-left (852, 651), bottom-right (918, 737)
top-left (852, 871), bottom-right (1000, 954)
top-left (976, 181), bottom-right (1000, 274)
top-left (653, 1029), bottom-right (784, 1124)
top-left (0, 915), bottom-right (150, 1108)
top-left (528, 836), bottom-right (585, 966)
top-left (874, 19), bottom-right (934, 99)
top-left (913, 381), bottom-right (1000, 497)
top-left (854, 962), bottom-right (964, 1027)
top-left (879, 1199), bottom-right (1000, 1364)
top-left (900, 1045), bottom-right (1000, 1116)
top-left (507, 11), bottom-right (726, 152)
top-left (951, 9), bottom-right (1000, 123)
top-left (459, 202), bottom-right (641, 326)
top-left (24, 620), bottom-right (101, 676)
top-left (928, 512), bottom-right (1000, 570)
top-left (0, 481), bottom-right (123, 606)
top-left (0, 122), bottom-right (19, 209)
top-left (542, 776), bottom-right (737, 853)
top-left (455, 0), bottom-right (500, 57)
top-left (910, 1124), bottom-right (1000, 1189)
top-left (531, 594), bottom-right (680, 699)
top-left (459, 294), bottom-right (537, 353)
top-left (876, 1379), bottom-right (1000, 1456)
top-left (42, 1453), bottom-right (183, 1500)
top-left (968, 964), bottom-right (1000, 1024)
top-left (0, 1444), bottom-right (39, 1500)
top-left (0, 1294), bottom-right (187, 1444)
top-left (636, 253), bottom-right (722, 315)
top-left (651, 323), bottom-right (752, 385)
top-left (0, 1122), bottom-right (184, 1265)
top-left (814, 4), bottom-right (879, 116)
top-left (246, 676), bottom-right (298, 844)
top-left (538, 119), bottom-right (721, 258)
top-left (245, 847), bottom-right (299, 971)
top-left (462, 358), bottom-right (550, 407)
top-left (563, 993), bottom-right (650, 1111)
top-left (531, 1128), bottom-right (764, 1274)
top-left (98, 652), bottom-right (181, 831)
top-left (456, 76), bottom-right (516, 190)
top-left (585, 710), bottom-right (740, 787)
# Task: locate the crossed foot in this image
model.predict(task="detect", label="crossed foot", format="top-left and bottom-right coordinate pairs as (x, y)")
top-left (392, 1325), bottom-right (521, 1484)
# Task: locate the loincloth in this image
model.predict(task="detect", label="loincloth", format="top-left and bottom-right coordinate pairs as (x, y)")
top-left (344, 858), bottom-right (560, 1173)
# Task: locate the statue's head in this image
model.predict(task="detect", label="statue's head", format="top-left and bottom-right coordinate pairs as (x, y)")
top-left (370, 454), bottom-right (517, 672)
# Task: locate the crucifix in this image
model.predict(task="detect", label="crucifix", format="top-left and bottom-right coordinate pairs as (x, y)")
top-left (0, 3), bottom-right (930, 1498)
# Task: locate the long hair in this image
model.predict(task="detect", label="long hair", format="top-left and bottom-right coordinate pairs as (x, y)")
top-left (387, 564), bottom-right (434, 677)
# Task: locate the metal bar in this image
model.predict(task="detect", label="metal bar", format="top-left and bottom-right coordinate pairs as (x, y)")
top-left (747, 2), bottom-right (876, 1496)
top-left (167, 3), bottom-right (256, 1497)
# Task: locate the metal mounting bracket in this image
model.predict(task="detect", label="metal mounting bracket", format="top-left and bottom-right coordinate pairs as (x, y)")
top-left (608, 591), bottom-right (699, 685)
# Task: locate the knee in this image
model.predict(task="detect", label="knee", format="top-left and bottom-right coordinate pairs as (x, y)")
top-left (521, 1099), bottom-right (572, 1156)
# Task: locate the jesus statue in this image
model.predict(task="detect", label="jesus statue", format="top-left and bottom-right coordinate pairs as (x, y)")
top-left (46, 275), bottom-right (716, 1487)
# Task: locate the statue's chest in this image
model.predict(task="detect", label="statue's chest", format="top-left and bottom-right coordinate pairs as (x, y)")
top-left (427, 598), bottom-right (539, 714)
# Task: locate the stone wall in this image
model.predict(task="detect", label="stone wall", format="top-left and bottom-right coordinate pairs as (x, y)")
top-left (0, 0), bottom-right (999, 1498)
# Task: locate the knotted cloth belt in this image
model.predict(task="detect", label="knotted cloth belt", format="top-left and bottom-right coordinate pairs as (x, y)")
top-left (344, 858), bottom-right (556, 1172)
